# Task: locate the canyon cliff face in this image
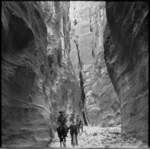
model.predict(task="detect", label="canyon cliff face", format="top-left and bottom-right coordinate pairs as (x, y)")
top-left (40, 1), bottom-right (83, 117)
top-left (2, 1), bottom-right (82, 147)
top-left (104, 2), bottom-right (149, 142)
top-left (69, 2), bottom-right (120, 127)
top-left (2, 1), bottom-right (148, 147)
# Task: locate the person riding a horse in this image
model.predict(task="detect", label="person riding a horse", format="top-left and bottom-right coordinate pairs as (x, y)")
top-left (57, 111), bottom-right (68, 137)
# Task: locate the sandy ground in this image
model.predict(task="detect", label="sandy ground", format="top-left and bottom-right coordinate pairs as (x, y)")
top-left (49, 126), bottom-right (148, 148)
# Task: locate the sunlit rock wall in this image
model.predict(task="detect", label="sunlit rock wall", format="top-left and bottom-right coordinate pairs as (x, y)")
top-left (40, 1), bottom-right (83, 118)
top-left (104, 2), bottom-right (149, 142)
top-left (2, 1), bottom-right (82, 147)
top-left (69, 1), bottom-right (120, 127)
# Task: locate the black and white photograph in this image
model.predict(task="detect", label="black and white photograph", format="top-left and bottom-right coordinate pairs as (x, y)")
top-left (1, 1), bottom-right (149, 148)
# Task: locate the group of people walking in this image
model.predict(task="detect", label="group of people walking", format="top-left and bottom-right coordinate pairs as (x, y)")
top-left (56, 111), bottom-right (83, 147)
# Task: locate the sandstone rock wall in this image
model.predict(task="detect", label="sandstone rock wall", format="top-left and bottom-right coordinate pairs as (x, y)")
top-left (40, 1), bottom-right (83, 117)
top-left (104, 2), bottom-right (149, 142)
top-left (69, 2), bottom-right (120, 126)
top-left (2, 1), bottom-right (148, 147)
top-left (2, 1), bottom-right (82, 147)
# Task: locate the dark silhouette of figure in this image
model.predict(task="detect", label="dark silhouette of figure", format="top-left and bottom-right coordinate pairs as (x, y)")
top-left (56, 111), bottom-right (68, 147)
top-left (76, 115), bottom-right (83, 134)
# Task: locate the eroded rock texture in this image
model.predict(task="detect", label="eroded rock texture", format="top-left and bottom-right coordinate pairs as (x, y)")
top-left (69, 2), bottom-right (120, 127)
top-left (104, 2), bottom-right (149, 142)
top-left (40, 1), bottom-right (83, 117)
top-left (2, 1), bottom-right (82, 147)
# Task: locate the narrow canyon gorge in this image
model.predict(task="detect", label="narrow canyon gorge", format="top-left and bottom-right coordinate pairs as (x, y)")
top-left (1, 1), bottom-right (149, 148)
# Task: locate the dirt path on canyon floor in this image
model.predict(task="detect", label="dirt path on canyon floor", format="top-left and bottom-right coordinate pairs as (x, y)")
top-left (49, 126), bottom-right (148, 148)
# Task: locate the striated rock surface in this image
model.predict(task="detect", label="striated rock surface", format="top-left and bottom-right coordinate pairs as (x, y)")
top-left (104, 2), bottom-right (149, 142)
top-left (2, 2), bottom-right (49, 147)
top-left (40, 1), bottom-right (83, 116)
top-left (2, 1), bottom-right (82, 147)
top-left (2, 1), bottom-right (148, 147)
top-left (69, 1), bottom-right (120, 126)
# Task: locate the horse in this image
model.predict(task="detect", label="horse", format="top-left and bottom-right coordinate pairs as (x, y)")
top-left (57, 125), bottom-right (68, 147)
top-left (68, 124), bottom-right (78, 147)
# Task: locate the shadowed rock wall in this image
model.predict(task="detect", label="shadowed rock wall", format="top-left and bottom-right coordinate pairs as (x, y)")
top-left (104, 2), bottom-right (149, 142)
top-left (2, 1), bottom-right (82, 147)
